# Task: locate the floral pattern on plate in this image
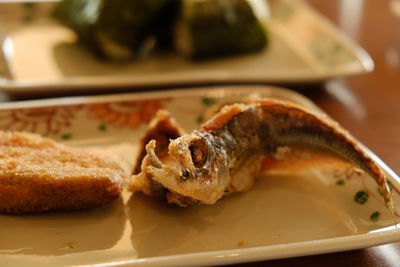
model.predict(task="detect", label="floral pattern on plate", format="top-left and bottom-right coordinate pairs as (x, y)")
top-left (88, 99), bottom-right (168, 129)
top-left (0, 105), bottom-right (81, 135)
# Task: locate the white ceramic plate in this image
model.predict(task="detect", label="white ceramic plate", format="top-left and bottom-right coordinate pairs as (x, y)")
top-left (0, 0), bottom-right (374, 94)
top-left (0, 85), bottom-right (399, 267)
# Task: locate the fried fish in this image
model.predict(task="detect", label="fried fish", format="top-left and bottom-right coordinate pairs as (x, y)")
top-left (130, 100), bottom-right (393, 212)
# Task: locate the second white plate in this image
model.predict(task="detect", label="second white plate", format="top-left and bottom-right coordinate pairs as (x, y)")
top-left (0, 0), bottom-right (373, 94)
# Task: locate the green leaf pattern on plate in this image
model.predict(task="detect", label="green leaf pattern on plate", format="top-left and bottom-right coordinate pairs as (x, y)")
top-left (196, 115), bottom-right (204, 124)
top-left (271, 2), bottom-right (296, 21)
top-left (310, 36), bottom-right (353, 67)
top-left (201, 97), bottom-right (217, 106)
top-left (98, 123), bottom-right (107, 131)
top-left (355, 190), bottom-right (369, 204)
top-left (22, 2), bottom-right (38, 23)
top-left (61, 133), bottom-right (72, 140)
top-left (370, 211), bottom-right (380, 222)
top-left (336, 179), bottom-right (345, 185)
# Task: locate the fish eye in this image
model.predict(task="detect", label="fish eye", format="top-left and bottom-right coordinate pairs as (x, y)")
top-left (189, 138), bottom-right (207, 168)
top-left (182, 169), bottom-right (190, 179)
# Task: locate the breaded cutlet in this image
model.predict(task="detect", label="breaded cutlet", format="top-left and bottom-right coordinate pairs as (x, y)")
top-left (0, 131), bottom-right (126, 214)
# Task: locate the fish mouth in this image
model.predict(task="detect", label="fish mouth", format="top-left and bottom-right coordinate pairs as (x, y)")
top-left (150, 133), bottom-right (213, 178)
top-left (144, 133), bottom-right (213, 182)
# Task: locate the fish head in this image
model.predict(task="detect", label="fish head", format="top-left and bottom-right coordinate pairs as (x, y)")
top-left (168, 131), bottom-right (226, 182)
top-left (146, 130), bottom-right (230, 204)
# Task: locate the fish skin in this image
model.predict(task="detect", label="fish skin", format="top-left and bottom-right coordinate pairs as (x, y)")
top-left (131, 100), bottom-right (393, 211)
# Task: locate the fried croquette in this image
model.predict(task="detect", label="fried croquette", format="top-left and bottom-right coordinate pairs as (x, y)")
top-left (0, 131), bottom-right (126, 214)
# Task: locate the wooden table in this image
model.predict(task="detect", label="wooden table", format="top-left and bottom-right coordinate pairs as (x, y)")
top-left (0, 1), bottom-right (399, 266)
top-left (235, 0), bottom-right (400, 266)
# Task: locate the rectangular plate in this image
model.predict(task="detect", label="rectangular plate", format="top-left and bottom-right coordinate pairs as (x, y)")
top-left (0, 0), bottom-right (374, 94)
top-left (0, 85), bottom-right (399, 267)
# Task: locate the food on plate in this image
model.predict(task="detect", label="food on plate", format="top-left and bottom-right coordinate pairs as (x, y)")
top-left (174, 0), bottom-right (269, 59)
top-left (53, 0), bottom-right (269, 61)
top-left (130, 99), bottom-right (393, 211)
top-left (0, 131), bottom-right (125, 214)
top-left (53, 0), bottom-right (175, 60)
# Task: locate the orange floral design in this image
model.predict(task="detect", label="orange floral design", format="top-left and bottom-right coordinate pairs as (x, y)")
top-left (0, 106), bottom-right (80, 136)
top-left (89, 99), bottom-right (167, 129)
